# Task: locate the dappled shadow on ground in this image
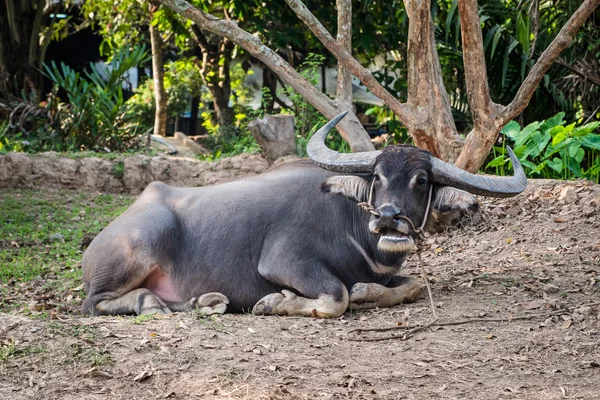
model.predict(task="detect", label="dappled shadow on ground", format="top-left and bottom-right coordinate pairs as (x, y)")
top-left (1, 179), bottom-right (600, 399)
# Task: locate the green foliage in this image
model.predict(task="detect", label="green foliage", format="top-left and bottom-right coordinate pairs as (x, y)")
top-left (42, 46), bottom-right (150, 151)
top-left (485, 113), bottom-right (600, 182)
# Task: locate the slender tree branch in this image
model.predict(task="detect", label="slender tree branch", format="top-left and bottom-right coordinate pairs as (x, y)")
top-left (157, 0), bottom-right (375, 152)
top-left (284, 0), bottom-right (422, 132)
top-left (336, 0), bottom-right (352, 108)
top-left (457, 0), bottom-right (500, 130)
top-left (555, 58), bottom-right (600, 88)
top-left (501, 0), bottom-right (600, 124)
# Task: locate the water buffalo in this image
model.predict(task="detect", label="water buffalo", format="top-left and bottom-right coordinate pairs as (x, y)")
top-left (81, 112), bottom-right (527, 317)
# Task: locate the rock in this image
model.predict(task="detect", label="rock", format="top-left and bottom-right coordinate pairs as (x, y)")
top-left (576, 306), bottom-right (593, 317)
top-left (572, 313), bottom-right (585, 323)
top-left (558, 186), bottom-right (579, 204)
top-left (543, 283), bottom-right (560, 294)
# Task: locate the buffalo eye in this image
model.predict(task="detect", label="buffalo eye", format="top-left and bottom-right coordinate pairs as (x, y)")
top-left (417, 178), bottom-right (427, 187)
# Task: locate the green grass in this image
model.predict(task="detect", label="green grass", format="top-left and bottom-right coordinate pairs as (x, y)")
top-left (0, 189), bottom-right (135, 312)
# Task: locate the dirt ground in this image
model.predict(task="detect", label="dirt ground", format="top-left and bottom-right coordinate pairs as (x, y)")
top-left (1, 179), bottom-right (600, 400)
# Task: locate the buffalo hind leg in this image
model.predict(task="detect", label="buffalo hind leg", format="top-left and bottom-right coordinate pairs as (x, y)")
top-left (90, 288), bottom-right (172, 316)
top-left (349, 277), bottom-right (423, 311)
top-left (164, 292), bottom-right (229, 315)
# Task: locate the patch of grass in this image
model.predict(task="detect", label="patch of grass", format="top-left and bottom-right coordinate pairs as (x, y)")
top-left (63, 343), bottom-right (113, 367)
top-left (0, 339), bottom-right (45, 364)
top-left (111, 160), bottom-right (126, 178)
top-left (0, 340), bottom-right (16, 363)
top-left (132, 314), bottom-right (158, 324)
top-left (0, 189), bottom-right (135, 313)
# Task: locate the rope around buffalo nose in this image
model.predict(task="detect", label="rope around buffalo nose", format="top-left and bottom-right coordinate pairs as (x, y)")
top-left (357, 182), bottom-right (438, 330)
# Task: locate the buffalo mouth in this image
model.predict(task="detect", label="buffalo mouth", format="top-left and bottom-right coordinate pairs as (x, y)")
top-left (377, 229), bottom-right (417, 253)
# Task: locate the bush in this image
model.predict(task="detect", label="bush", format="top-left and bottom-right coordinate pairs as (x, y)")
top-left (41, 46), bottom-right (150, 152)
top-left (486, 112), bottom-right (600, 182)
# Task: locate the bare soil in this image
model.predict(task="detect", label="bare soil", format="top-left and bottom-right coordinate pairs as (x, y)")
top-left (1, 179), bottom-right (600, 400)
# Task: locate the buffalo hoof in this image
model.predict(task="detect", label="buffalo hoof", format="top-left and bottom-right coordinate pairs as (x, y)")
top-left (189, 292), bottom-right (229, 315)
top-left (252, 290), bottom-right (297, 315)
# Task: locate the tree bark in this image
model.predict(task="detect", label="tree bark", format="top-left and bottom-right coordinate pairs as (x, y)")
top-left (404, 0), bottom-right (462, 161)
top-left (149, 3), bottom-right (168, 137)
top-left (158, 0), bottom-right (375, 153)
top-left (336, 0), bottom-right (352, 110)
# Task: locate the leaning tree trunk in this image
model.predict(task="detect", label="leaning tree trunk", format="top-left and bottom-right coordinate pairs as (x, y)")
top-left (149, 3), bottom-right (167, 137)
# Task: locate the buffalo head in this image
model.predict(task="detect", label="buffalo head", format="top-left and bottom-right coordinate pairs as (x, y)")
top-left (310, 112), bottom-right (527, 254)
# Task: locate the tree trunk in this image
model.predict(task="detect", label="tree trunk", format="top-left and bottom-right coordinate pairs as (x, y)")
top-left (336, 0), bottom-right (353, 110)
top-left (404, 0), bottom-right (463, 161)
top-left (149, 3), bottom-right (167, 137)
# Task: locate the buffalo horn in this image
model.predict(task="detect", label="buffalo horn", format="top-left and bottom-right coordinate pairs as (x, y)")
top-left (430, 147), bottom-right (527, 198)
top-left (307, 111), bottom-right (381, 173)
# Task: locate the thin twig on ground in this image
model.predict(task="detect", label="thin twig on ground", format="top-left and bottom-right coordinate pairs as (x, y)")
top-left (347, 301), bottom-right (600, 342)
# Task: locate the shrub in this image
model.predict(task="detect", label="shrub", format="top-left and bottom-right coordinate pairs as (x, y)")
top-left (486, 112), bottom-right (600, 182)
top-left (42, 46), bottom-right (149, 152)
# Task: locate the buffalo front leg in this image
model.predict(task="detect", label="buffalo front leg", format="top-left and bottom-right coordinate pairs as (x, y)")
top-left (349, 277), bottom-right (423, 311)
top-left (253, 259), bottom-right (349, 318)
top-left (253, 289), bottom-right (348, 318)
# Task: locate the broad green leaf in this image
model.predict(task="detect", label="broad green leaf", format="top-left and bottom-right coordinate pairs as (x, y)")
top-left (552, 131), bottom-right (568, 146)
top-left (501, 120), bottom-right (521, 139)
top-left (546, 157), bottom-right (563, 173)
top-left (530, 161), bottom-right (546, 175)
top-left (486, 155), bottom-right (508, 168)
top-left (572, 122), bottom-right (600, 137)
top-left (540, 112), bottom-right (565, 134)
top-left (581, 134), bottom-right (600, 150)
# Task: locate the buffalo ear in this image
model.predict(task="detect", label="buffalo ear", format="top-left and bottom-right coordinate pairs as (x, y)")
top-left (425, 186), bottom-right (480, 233)
top-left (322, 175), bottom-right (370, 202)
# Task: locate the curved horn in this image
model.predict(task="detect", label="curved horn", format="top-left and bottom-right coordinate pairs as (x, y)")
top-left (307, 111), bottom-right (381, 173)
top-left (430, 147), bottom-right (527, 198)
